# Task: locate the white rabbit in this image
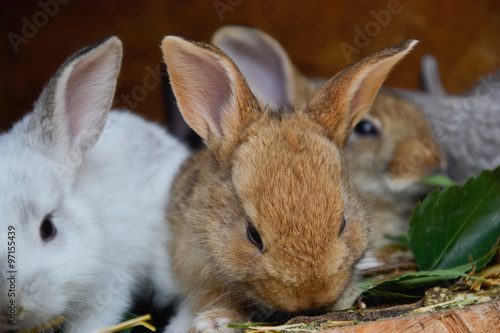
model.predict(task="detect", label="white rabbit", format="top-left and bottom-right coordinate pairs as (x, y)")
top-left (0, 37), bottom-right (189, 332)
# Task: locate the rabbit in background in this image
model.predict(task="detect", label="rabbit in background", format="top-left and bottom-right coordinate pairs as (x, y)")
top-left (161, 32), bottom-right (416, 333)
top-left (391, 55), bottom-right (500, 183)
top-left (0, 37), bottom-right (189, 332)
top-left (164, 26), bottom-right (446, 265)
top-left (344, 89), bottom-right (446, 262)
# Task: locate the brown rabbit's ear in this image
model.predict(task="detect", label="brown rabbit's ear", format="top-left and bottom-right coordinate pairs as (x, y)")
top-left (212, 25), bottom-right (314, 109)
top-left (307, 40), bottom-right (418, 147)
top-left (161, 36), bottom-right (259, 153)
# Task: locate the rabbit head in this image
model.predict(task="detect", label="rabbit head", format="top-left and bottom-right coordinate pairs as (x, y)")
top-left (0, 37), bottom-right (121, 331)
top-left (162, 34), bottom-right (416, 325)
top-left (209, 27), bottom-right (444, 262)
top-left (344, 90), bottom-right (446, 201)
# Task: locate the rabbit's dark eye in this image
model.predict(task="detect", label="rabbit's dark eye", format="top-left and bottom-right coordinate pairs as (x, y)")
top-left (354, 120), bottom-right (379, 136)
top-left (40, 215), bottom-right (57, 242)
top-left (247, 223), bottom-right (264, 251)
top-left (339, 217), bottom-right (346, 235)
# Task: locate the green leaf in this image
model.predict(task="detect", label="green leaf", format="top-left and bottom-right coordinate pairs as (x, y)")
top-left (361, 264), bottom-right (476, 303)
top-left (410, 167), bottom-right (500, 271)
top-left (362, 289), bottom-right (423, 304)
top-left (423, 174), bottom-right (457, 187)
top-left (357, 276), bottom-right (380, 292)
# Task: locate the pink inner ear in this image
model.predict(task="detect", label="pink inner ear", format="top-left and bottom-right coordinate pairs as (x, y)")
top-left (169, 47), bottom-right (233, 140)
top-left (193, 55), bottom-right (230, 128)
top-left (219, 36), bottom-right (289, 107)
top-left (64, 57), bottom-right (111, 143)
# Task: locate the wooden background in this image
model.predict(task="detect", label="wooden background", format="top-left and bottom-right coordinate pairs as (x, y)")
top-left (1, 0), bottom-right (499, 131)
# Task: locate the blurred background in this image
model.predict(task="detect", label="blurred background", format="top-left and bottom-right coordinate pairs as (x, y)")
top-left (1, 0), bottom-right (499, 131)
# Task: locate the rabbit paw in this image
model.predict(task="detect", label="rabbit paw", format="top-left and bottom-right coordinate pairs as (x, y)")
top-left (190, 308), bottom-right (243, 333)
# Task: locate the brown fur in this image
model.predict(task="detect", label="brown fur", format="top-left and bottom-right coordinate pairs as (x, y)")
top-left (162, 36), bottom-right (416, 331)
top-left (293, 83), bottom-right (447, 259)
top-left (264, 40), bottom-right (445, 261)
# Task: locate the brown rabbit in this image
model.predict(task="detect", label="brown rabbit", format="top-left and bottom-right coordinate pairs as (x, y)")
top-left (212, 26), bottom-right (446, 265)
top-left (161, 36), bottom-right (416, 332)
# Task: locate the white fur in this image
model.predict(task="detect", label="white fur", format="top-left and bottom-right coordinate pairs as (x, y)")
top-left (163, 300), bottom-right (194, 333)
top-left (194, 317), bottom-right (234, 333)
top-left (164, 302), bottom-right (241, 333)
top-left (0, 37), bottom-right (189, 332)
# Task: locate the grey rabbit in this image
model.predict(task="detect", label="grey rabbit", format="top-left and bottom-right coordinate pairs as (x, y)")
top-left (390, 55), bottom-right (500, 182)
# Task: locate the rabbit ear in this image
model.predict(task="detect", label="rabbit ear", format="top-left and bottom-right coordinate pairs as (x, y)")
top-left (307, 40), bottom-right (417, 148)
top-left (212, 26), bottom-right (295, 108)
top-left (31, 36), bottom-right (122, 169)
top-left (162, 36), bottom-right (259, 154)
top-left (162, 65), bottom-right (205, 150)
top-left (421, 55), bottom-right (446, 95)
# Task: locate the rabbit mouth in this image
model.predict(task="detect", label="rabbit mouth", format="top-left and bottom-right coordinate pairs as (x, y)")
top-left (247, 283), bottom-right (344, 320)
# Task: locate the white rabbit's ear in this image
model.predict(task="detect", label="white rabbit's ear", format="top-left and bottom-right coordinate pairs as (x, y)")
top-left (421, 55), bottom-right (446, 95)
top-left (161, 36), bottom-right (259, 155)
top-left (307, 40), bottom-right (417, 148)
top-left (31, 36), bottom-right (122, 169)
top-left (212, 26), bottom-right (310, 109)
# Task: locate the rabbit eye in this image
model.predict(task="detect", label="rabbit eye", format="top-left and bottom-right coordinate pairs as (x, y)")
top-left (247, 223), bottom-right (264, 251)
top-left (339, 217), bottom-right (346, 235)
top-left (354, 120), bottom-right (379, 136)
top-left (40, 215), bottom-right (57, 242)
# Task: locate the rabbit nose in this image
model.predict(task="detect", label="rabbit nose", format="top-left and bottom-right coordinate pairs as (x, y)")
top-left (388, 138), bottom-right (446, 180)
